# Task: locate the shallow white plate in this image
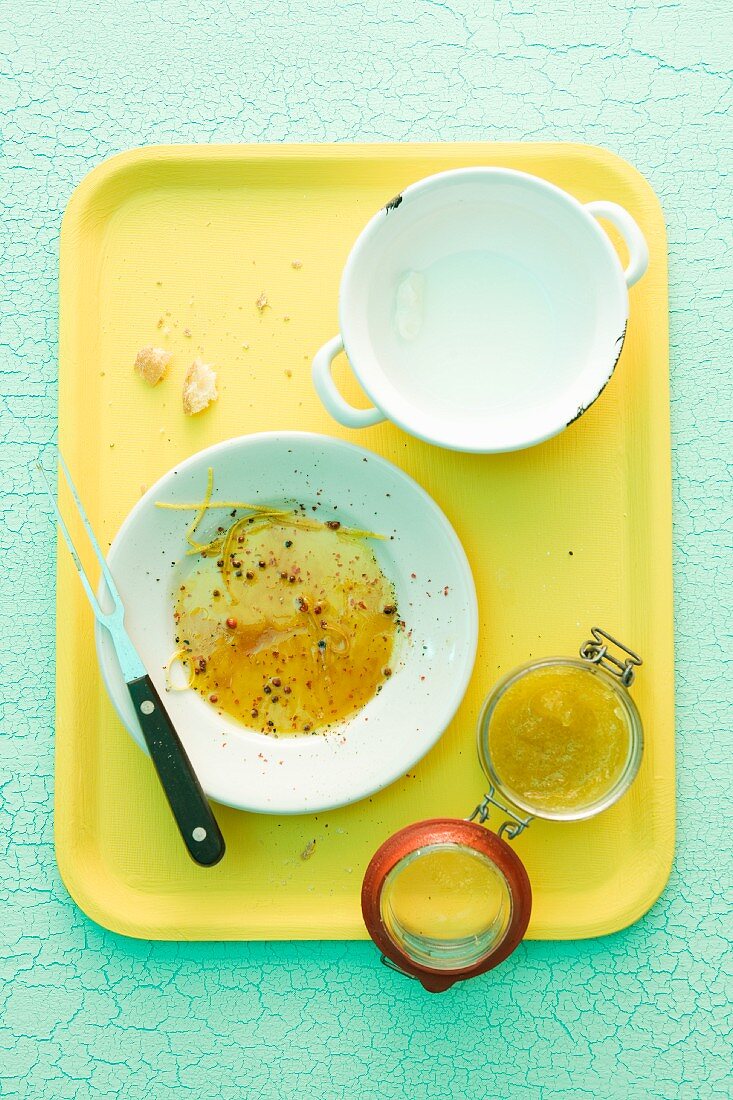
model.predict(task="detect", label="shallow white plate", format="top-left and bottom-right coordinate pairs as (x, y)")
top-left (97, 433), bottom-right (478, 814)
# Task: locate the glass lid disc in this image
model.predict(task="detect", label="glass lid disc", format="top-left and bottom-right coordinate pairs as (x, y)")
top-left (379, 842), bottom-right (513, 971)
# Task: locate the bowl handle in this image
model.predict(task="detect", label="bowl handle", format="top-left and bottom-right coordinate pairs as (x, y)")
top-left (312, 335), bottom-right (386, 428)
top-left (585, 200), bottom-right (649, 288)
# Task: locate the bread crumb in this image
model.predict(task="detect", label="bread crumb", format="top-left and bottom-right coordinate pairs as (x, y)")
top-left (256, 293), bottom-right (268, 311)
top-left (300, 839), bottom-right (316, 861)
top-left (183, 327), bottom-right (191, 337)
top-left (285, 369), bottom-right (292, 378)
top-left (182, 358), bottom-right (218, 415)
top-left (156, 317), bottom-right (164, 329)
top-left (283, 315), bottom-right (290, 322)
top-left (291, 260), bottom-right (302, 269)
top-left (134, 346), bottom-right (171, 386)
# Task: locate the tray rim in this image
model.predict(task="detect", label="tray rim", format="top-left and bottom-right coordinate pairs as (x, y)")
top-left (56, 139), bottom-right (674, 942)
top-left (60, 139), bottom-right (668, 239)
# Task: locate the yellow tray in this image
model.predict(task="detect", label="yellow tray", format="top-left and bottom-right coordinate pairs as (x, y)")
top-left (57, 143), bottom-right (674, 940)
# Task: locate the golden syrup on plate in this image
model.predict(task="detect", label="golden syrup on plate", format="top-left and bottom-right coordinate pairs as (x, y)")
top-left (173, 516), bottom-right (399, 736)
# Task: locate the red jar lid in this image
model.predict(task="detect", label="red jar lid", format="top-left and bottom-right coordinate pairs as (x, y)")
top-left (361, 818), bottom-right (532, 992)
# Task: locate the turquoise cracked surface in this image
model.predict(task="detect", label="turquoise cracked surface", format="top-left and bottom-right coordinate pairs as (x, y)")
top-left (1, 1), bottom-right (731, 1097)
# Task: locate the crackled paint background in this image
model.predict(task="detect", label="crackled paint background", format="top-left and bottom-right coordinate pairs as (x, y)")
top-left (1, 1), bottom-right (731, 1097)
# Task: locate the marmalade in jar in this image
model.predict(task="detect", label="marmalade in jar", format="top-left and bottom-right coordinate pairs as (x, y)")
top-left (487, 664), bottom-right (632, 814)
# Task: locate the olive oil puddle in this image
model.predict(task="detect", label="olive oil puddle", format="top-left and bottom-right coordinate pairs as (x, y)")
top-left (172, 515), bottom-right (400, 736)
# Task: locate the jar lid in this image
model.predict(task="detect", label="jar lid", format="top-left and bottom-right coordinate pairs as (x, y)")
top-left (361, 819), bottom-right (531, 992)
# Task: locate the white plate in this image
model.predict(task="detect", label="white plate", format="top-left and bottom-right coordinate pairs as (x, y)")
top-left (96, 433), bottom-right (478, 814)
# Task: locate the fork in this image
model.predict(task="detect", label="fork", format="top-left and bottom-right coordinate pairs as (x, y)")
top-left (38, 454), bottom-right (226, 867)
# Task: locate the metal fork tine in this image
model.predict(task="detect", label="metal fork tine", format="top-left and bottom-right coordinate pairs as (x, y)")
top-left (36, 460), bottom-right (107, 621)
top-left (57, 454), bottom-right (122, 609)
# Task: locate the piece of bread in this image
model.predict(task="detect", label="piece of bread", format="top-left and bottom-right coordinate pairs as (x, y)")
top-left (182, 359), bottom-right (218, 415)
top-left (134, 345), bottom-right (171, 385)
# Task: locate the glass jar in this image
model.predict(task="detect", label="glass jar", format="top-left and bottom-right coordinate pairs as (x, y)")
top-left (478, 655), bottom-right (643, 822)
top-left (360, 628), bottom-right (643, 992)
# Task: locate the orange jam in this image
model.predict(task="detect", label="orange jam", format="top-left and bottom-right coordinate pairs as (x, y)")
top-left (487, 665), bottom-right (631, 813)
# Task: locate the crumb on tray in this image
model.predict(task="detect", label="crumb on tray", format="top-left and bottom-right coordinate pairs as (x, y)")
top-left (182, 358), bottom-right (218, 415)
top-left (300, 839), bottom-right (316, 861)
top-left (134, 346), bottom-right (171, 386)
top-left (256, 292), bottom-right (269, 311)
top-left (291, 260), bottom-right (302, 269)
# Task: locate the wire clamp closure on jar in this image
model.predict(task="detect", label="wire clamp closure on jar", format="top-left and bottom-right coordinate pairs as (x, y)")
top-left (579, 627), bottom-right (642, 686)
top-left (467, 785), bottom-right (533, 840)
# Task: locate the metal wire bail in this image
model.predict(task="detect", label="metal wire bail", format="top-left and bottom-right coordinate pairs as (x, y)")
top-left (579, 627), bottom-right (642, 687)
top-left (379, 954), bottom-right (417, 980)
top-left (468, 785), bottom-right (533, 840)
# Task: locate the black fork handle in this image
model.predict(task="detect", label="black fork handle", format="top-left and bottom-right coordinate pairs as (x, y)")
top-left (126, 674), bottom-right (226, 866)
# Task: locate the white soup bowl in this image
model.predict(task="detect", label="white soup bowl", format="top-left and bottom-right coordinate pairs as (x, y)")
top-left (313, 167), bottom-right (648, 453)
